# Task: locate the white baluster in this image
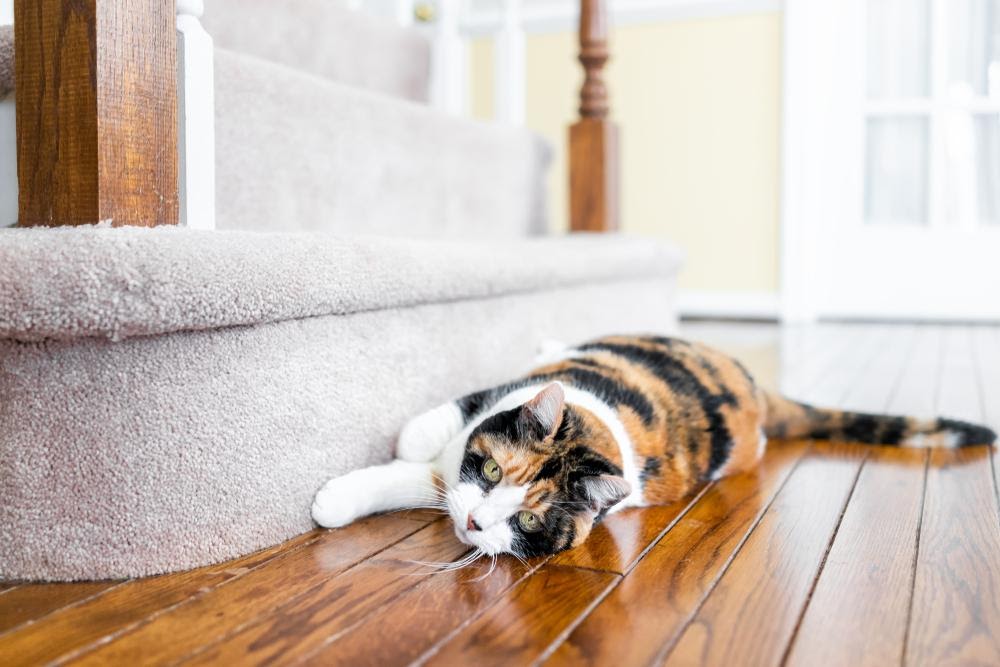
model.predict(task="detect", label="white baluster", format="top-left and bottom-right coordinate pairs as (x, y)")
top-left (1, 0), bottom-right (16, 227)
top-left (431, 0), bottom-right (467, 115)
top-left (176, 0), bottom-right (216, 230)
top-left (395, 0), bottom-right (415, 25)
top-left (493, 0), bottom-right (525, 124)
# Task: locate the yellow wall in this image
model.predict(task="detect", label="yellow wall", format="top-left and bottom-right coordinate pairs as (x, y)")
top-left (470, 12), bottom-right (783, 294)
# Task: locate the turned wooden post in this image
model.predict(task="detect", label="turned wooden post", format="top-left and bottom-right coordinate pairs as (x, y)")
top-left (569, 0), bottom-right (619, 232)
top-left (14, 0), bottom-right (179, 227)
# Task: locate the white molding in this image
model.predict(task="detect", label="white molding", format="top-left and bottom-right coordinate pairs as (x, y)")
top-left (0, 93), bottom-right (15, 228)
top-left (176, 0), bottom-right (216, 230)
top-left (462, 0), bottom-right (780, 35)
top-left (678, 290), bottom-right (781, 320)
top-left (493, 0), bottom-right (526, 124)
top-left (1, 0), bottom-right (13, 227)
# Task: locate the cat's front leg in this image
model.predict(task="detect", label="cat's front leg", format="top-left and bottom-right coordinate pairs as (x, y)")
top-left (395, 402), bottom-right (466, 463)
top-left (311, 460), bottom-right (437, 528)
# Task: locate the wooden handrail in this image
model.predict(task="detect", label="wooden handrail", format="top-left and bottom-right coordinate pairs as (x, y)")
top-left (14, 0), bottom-right (179, 227)
top-left (569, 0), bottom-right (619, 232)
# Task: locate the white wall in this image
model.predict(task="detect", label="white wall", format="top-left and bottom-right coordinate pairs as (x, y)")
top-left (470, 11), bottom-right (784, 314)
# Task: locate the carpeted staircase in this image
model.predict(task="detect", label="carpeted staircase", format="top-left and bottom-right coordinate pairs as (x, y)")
top-left (0, 1), bottom-right (682, 580)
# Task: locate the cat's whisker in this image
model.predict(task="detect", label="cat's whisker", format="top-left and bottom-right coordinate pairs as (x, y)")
top-left (469, 554), bottom-right (498, 582)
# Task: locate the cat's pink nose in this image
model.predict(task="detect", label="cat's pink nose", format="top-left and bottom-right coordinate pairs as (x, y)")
top-left (466, 514), bottom-right (482, 531)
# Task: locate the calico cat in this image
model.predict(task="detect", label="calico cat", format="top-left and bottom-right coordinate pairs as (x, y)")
top-left (311, 335), bottom-right (996, 558)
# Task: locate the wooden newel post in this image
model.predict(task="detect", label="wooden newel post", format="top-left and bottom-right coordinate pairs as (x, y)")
top-left (569, 0), bottom-right (619, 232)
top-left (14, 0), bottom-right (179, 227)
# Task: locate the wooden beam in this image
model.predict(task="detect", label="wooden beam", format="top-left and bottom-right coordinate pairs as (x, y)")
top-left (569, 0), bottom-right (619, 233)
top-left (14, 0), bottom-right (179, 227)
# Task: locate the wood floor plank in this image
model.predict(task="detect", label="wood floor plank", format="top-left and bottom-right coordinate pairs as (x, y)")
top-left (887, 326), bottom-right (944, 417)
top-left (420, 564), bottom-right (618, 667)
top-left (298, 553), bottom-right (540, 666)
top-left (0, 532), bottom-right (320, 666)
top-left (549, 487), bottom-right (706, 575)
top-left (781, 324), bottom-right (865, 400)
top-left (799, 326), bottom-right (891, 407)
top-left (839, 324), bottom-right (916, 413)
top-left (67, 514), bottom-right (431, 666)
top-left (784, 447), bottom-right (928, 667)
top-left (0, 582), bottom-right (117, 635)
top-left (905, 447), bottom-right (1000, 666)
top-left (972, 326), bottom-right (1000, 432)
top-left (181, 520), bottom-right (467, 666)
top-left (657, 442), bottom-right (867, 666)
top-left (937, 326), bottom-right (982, 423)
top-left (546, 440), bottom-right (809, 667)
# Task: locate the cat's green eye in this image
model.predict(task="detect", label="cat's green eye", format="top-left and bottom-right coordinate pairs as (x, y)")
top-left (482, 458), bottom-right (502, 483)
top-left (518, 511), bottom-right (542, 533)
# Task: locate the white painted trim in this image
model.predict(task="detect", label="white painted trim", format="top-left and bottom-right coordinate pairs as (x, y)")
top-left (176, 0), bottom-right (216, 230)
top-left (0, 94), bottom-right (15, 228)
top-left (678, 290), bottom-right (781, 320)
top-left (492, 0), bottom-right (526, 124)
top-left (463, 0), bottom-right (780, 35)
top-left (1, 0), bottom-right (14, 227)
top-left (429, 0), bottom-right (467, 114)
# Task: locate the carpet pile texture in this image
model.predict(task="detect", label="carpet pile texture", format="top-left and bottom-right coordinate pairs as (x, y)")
top-left (0, 226), bottom-right (681, 580)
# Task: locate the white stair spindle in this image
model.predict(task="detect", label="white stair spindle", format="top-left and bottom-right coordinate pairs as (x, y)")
top-left (1, 0), bottom-right (15, 227)
top-left (395, 0), bottom-right (414, 25)
top-left (431, 0), bottom-right (467, 115)
top-left (493, 0), bottom-right (526, 124)
top-left (176, 0), bottom-right (216, 230)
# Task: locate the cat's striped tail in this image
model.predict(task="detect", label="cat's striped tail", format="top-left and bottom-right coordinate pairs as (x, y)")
top-left (762, 392), bottom-right (997, 447)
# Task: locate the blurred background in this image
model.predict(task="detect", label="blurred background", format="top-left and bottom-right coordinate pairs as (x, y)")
top-left (359, 0), bottom-right (1000, 323)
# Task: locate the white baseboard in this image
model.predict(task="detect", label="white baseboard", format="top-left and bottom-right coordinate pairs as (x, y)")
top-left (677, 289), bottom-right (781, 320)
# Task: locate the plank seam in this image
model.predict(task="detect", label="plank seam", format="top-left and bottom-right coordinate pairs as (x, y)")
top-left (405, 557), bottom-right (552, 667)
top-left (779, 449), bottom-right (870, 666)
top-left (558, 483), bottom-right (713, 577)
top-left (649, 441), bottom-right (816, 665)
top-left (900, 450), bottom-right (931, 667)
top-left (178, 521), bottom-right (459, 665)
top-left (530, 571), bottom-right (624, 667)
top-left (0, 583), bottom-right (124, 643)
top-left (55, 520), bottom-right (433, 665)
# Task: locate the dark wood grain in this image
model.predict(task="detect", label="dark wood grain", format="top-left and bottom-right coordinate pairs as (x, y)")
top-left (423, 565), bottom-right (618, 667)
top-left (182, 521), bottom-right (468, 666)
top-left (2, 324), bottom-right (998, 666)
top-left (68, 515), bottom-right (430, 665)
top-left (547, 440), bottom-right (808, 667)
top-left (569, 0), bottom-right (618, 232)
top-left (0, 532), bottom-right (319, 666)
top-left (549, 486), bottom-right (706, 574)
top-left (0, 582), bottom-right (116, 635)
top-left (14, 0), bottom-right (178, 227)
top-left (659, 443), bottom-right (867, 666)
top-left (785, 447), bottom-right (927, 667)
top-left (299, 554), bottom-right (541, 666)
top-left (905, 447), bottom-right (1000, 665)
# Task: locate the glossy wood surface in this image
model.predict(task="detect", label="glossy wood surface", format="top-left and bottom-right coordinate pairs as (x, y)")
top-left (14, 0), bottom-right (178, 227)
top-left (2, 323), bottom-right (998, 666)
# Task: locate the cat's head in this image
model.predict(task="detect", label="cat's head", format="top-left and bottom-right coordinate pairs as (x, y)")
top-left (445, 382), bottom-right (631, 558)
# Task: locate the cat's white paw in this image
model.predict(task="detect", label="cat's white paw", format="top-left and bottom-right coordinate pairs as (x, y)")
top-left (396, 403), bottom-right (464, 462)
top-left (311, 474), bottom-right (368, 528)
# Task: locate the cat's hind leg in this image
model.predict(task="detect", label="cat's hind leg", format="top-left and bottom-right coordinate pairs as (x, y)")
top-left (311, 460), bottom-right (437, 528)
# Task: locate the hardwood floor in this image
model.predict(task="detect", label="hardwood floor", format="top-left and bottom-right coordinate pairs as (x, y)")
top-left (2, 322), bottom-right (999, 666)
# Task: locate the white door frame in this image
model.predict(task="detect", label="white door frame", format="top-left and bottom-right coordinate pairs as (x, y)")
top-left (782, 0), bottom-right (1000, 323)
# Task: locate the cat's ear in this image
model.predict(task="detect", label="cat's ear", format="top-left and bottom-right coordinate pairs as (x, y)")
top-left (579, 474), bottom-right (631, 513)
top-left (520, 382), bottom-right (565, 440)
